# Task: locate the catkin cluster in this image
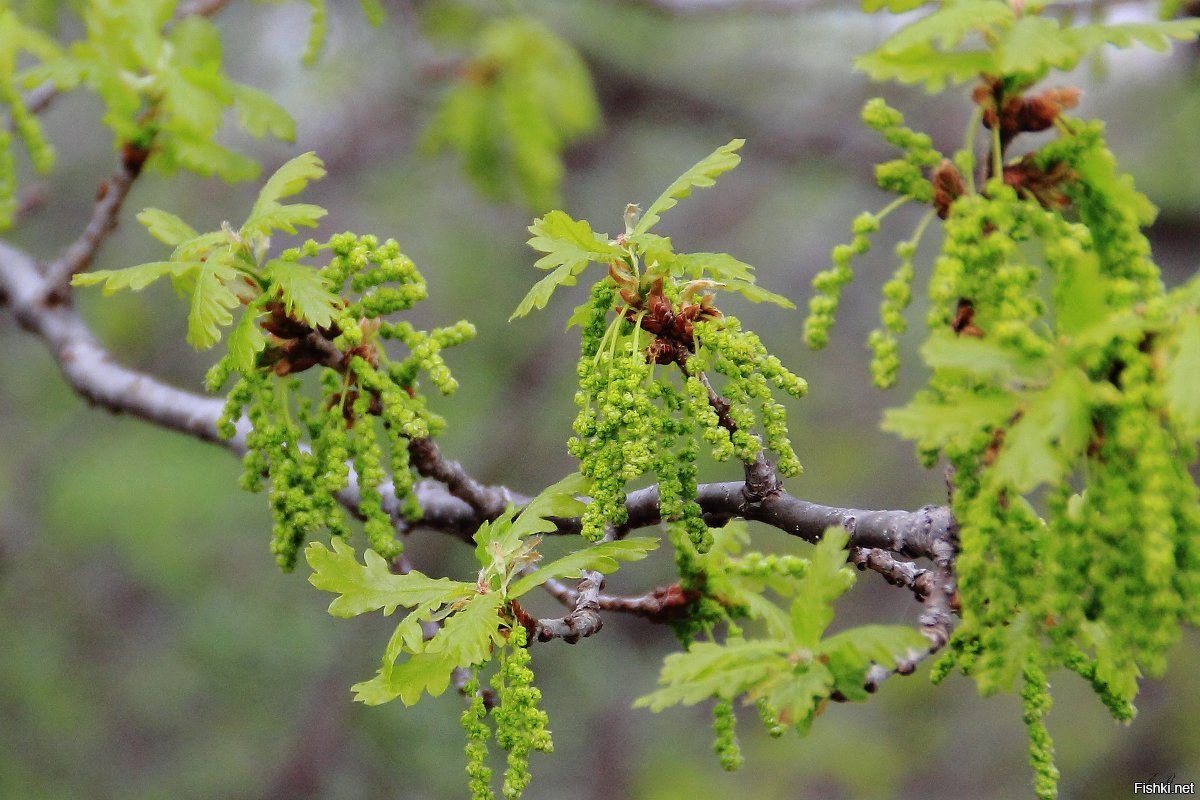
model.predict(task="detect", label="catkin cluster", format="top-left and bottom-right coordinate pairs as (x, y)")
top-left (568, 281), bottom-right (806, 573)
top-left (217, 233), bottom-right (474, 568)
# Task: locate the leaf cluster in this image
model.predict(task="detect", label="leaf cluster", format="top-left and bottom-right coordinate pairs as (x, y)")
top-left (74, 153), bottom-right (474, 567)
top-left (857, 0), bottom-right (1200, 91)
top-left (0, 8), bottom-right (60, 228)
top-left (422, 16), bottom-right (600, 210)
top-left (306, 474), bottom-right (656, 797)
top-left (636, 527), bottom-right (927, 736)
top-left (25, 0), bottom-right (296, 182)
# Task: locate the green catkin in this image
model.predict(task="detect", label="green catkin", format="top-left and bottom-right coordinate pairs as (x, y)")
top-left (491, 626), bottom-right (552, 800)
top-left (208, 233), bottom-right (468, 567)
top-left (712, 700), bottom-right (744, 771)
top-left (461, 677), bottom-right (495, 800)
top-left (876, 104), bottom-right (1200, 795)
top-left (1021, 660), bottom-right (1060, 800)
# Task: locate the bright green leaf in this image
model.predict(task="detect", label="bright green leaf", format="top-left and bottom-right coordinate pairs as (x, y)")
top-left (265, 259), bottom-right (342, 329)
top-left (998, 15), bottom-right (1081, 74)
top-left (230, 83), bottom-right (296, 142)
top-left (634, 639), bottom-right (791, 711)
top-left (306, 538), bottom-right (475, 617)
top-left (991, 369), bottom-right (1093, 493)
top-left (635, 139), bottom-right (744, 235)
top-left (248, 151), bottom-right (325, 219)
top-left (508, 537), bottom-right (659, 597)
top-left (1164, 315), bottom-right (1200, 438)
top-left (71, 260), bottom-right (200, 294)
top-left (790, 527), bottom-right (856, 647)
top-left (187, 259), bottom-right (241, 350)
top-left (136, 208), bottom-right (198, 246)
top-left (226, 300), bottom-right (268, 374)
top-left (882, 390), bottom-right (1020, 451)
top-left (921, 332), bottom-right (1052, 383)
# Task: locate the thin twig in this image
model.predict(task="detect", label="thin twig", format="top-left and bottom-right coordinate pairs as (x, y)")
top-left (0, 240), bottom-right (958, 562)
top-left (41, 149), bottom-right (148, 300)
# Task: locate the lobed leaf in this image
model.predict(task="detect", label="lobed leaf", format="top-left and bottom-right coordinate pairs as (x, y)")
top-left (990, 369), bottom-right (1093, 493)
top-left (244, 151), bottom-right (326, 235)
top-left (265, 259), bottom-right (342, 329)
top-left (634, 639), bottom-right (792, 711)
top-left (789, 527), bottom-right (856, 647)
top-left (137, 208), bottom-right (198, 247)
top-left (1164, 315), bottom-right (1200, 438)
top-left (508, 537), bottom-right (659, 597)
top-left (305, 537), bottom-right (476, 617)
top-left (635, 139), bottom-right (744, 235)
top-left (187, 259), bottom-right (241, 350)
top-left (71, 260), bottom-right (200, 295)
top-left (882, 390), bottom-right (1020, 451)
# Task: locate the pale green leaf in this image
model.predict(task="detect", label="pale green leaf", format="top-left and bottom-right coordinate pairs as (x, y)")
top-left (187, 259), bottom-right (241, 349)
top-left (508, 537), bottom-right (659, 597)
top-left (246, 151), bottom-right (326, 230)
top-left (510, 262), bottom-right (587, 320)
top-left (790, 527), bottom-right (856, 647)
top-left (674, 252), bottom-right (756, 283)
top-left (882, 390), bottom-right (1020, 451)
top-left (820, 625), bottom-right (928, 667)
top-left (991, 369), bottom-right (1093, 493)
top-left (230, 82), bottom-right (296, 141)
top-left (722, 278), bottom-right (795, 308)
top-left (921, 332), bottom-right (1052, 383)
top-left (265, 259), bottom-right (341, 328)
top-left (423, 592), bottom-right (505, 666)
top-left (633, 639), bottom-right (791, 711)
top-left (635, 139), bottom-right (744, 235)
top-left (305, 538), bottom-right (474, 617)
top-left (71, 260), bottom-right (200, 294)
top-left (474, 472), bottom-right (591, 567)
top-left (1164, 315), bottom-right (1200, 438)
top-left (136, 208), bottom-right (197, 246)
top-left (1069, 19), bottom-right (1200, 55)
top-left (528, 211), bottom-right (620, 269)
top-left (764, 663), bottom-right (834, 732)
top-left (853, 46), bottom-right (995, 92)
top-left (998, 16), bottom-right (1082, 74)
top-left (877, 1), bottom-right (1013, 55)
top-left (242, 203), bottom-right (326, 237)
top-left (512, 211), bottom-right (620, 320)
top-left (226, 300), bottom-right (268, 373)
top-left (352, 650), bottom-right (457, 706)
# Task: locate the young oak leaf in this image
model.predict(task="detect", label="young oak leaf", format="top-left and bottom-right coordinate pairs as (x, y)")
top-left (265, 258), bottom-right (342, 329)
top-left (136, 208), bottom-right (198, 246)
top-left (71, 260), bottom-right (201, 294)
top-left (241, 151), bottom-right (327, 237)
top-left (511, 211), bottom-right (621, 320)
top-left (508, 537), bottom-right (659, 597)
top-left (790, 527), bottom-right (857, 648)
top-left (187, 258), bottom-right (241, 350)
top-left (226, 297), bottom-right (268, 373)
top-left (352, 593), bottom-right (505, 706)
top-left (634, 139), bottom-right (744, 235)
top-left (634, 639), bottom-right (792, 710)
top-left (306, 537), bottom-right (476, 617)
top-left (474, 472), bottom-right (591, 569)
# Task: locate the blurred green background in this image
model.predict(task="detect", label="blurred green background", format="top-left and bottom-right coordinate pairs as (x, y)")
top-left (2, 2), bottom-right (1200, 798)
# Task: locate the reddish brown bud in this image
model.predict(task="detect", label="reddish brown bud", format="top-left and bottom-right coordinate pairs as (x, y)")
top-left (931, 159), bottom-right (966, 220)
